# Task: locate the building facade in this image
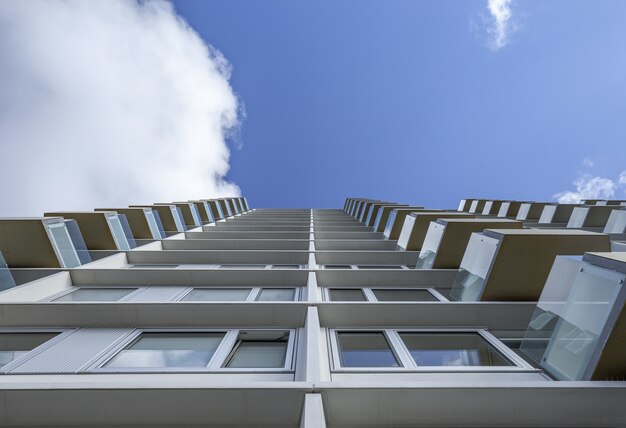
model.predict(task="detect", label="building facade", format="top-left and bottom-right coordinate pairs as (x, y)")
top-left (0, 196), bottom-right (625, 426)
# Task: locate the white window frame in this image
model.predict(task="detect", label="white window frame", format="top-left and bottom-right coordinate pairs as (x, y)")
top-left (324, 287), bottom-right (445, 302)
top-left (329, 328), bottom-right (536, 373)
top-left (44, 286), bottom-right (145, 303)
top-left (90, 328), bottom-right (297, 373)
top-left (177, 286), bottom-right (300, 302)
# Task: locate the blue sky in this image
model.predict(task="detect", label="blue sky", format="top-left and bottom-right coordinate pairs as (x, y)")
top-left (172, 0), bottom-right (626, 209)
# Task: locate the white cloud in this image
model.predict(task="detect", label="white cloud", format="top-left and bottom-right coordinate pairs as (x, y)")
top-left (0, 0), bottom-right (242, 216)
top-left (582, 158), bottom-right (594, 168)
top-left (553, 174), bottom-right (620, 203)
top-left (486, 0), bottom-right (515, 51)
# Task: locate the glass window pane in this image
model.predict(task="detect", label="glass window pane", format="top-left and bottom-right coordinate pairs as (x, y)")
top-left (337, 332), bottom-right (399, 367)
top-left (225, 341), bottom-right (288, 368)
top-left (357, 265), bottom-right (404, 270)
top-left (324, 265), bottom-right (352, 269)
top-left (219, 264), bottom-right (266, 270)
top-left (190, 205), bottom-right (202, 226)
top-left (107, 215), bottom-right (130, 250)
top-left (105, 332), bottom-right (224, 368)
top-left (329, 289), bottom-right (367, 302)
top-left (540, 263), bottom-right (625, 380)
top-left (0, 333), bottom-right (58, 368)
top-left (271, 264), bottom-right (301, 269)
top-left (53, 288), bottom-right (137, 302)
top-left (181, 288), bottom-right (251, 302)
top-left (144, 210), bottom-right (163, 239)
top-left (47, 222), bottom-right (81, 268)
top-left (257, 288), bottom-right (295, 301)
top-left (372, 289), bottom-right (438, 302)
top-left (399, 333), bottom-right (511, 366)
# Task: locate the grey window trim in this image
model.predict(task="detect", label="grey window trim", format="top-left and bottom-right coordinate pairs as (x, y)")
top-left (90, 328), bottom-right (297, 373)
top-left (0, 328), bottom-right (75, 373)
top-left (329, 328), bottom-right (538, 373)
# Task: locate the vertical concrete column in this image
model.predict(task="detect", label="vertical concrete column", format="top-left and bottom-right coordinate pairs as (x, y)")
top-left (300, 393), bottom-right (327, 428)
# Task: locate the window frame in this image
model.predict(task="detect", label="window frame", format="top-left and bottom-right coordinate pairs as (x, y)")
top-left (321, 264), bottom-right (410, 270)
top-left (45, 286), bottom-right (144, 303)
top-left (177, 286), bottom-right (300, 302)
top-left (329, 328), bottom-right (535, 372)
top-left (324, 287), bottom-right (446, 302)
top-left (91, 328), bottom-right (297, 373)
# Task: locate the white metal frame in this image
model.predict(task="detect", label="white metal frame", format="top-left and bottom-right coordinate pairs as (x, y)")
top-left (43, 286), bottom-right (145, 303)
top-left (328, 328), bottom-right (537, 373)
top-left (323, 287), bottom-right (445, 302)
top-left (90, 328), bottom-right (297, 373)
top-left (176, 286), bottom-right (301, 302)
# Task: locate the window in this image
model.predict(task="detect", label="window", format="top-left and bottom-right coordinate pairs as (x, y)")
top-left (130, 264), bottom-right (179, 269)
top-left (100, 330), bottom-right (294, 371)
top-left (46, 221), bottom-right (81, 268)
top-left (106, 214), bottom-right (130, 251)
top-left (219, 264), bottom-right (267, 270)
top-left (179, 287), bottom-right (297, 302)
top-left (256, 288), bottom-right (295, 301)
top-left (357, 265), bottom-right (406, 270)
top-left (398, 333), bottom-right (511, 366)
top-left (371, 289), bottom-right (438, 302)
top-left (52, 288), bottom-right (138, 302)
top-left (0, 333), bottom-right (58, 368)
top-left (224, 331), bottom-right (289, 368)
top-left (181, 288), bottom-right (252, 302)
top-left (271, 264), bottom-right (301, 269)
top-left (323, 265), bottom-right (353, 269)
top-left (105, 332), bottom-right (225, 368)
top-left (329, 289), bottom-right (367, 301)
top-left (326, 288), bottom-right (441, 302)
top-left (332, 330), bottom-right (522, 370)
top-left (337, 332), bottom-right (399, 367)
top-left (144, 210), bottom-right (163, 239)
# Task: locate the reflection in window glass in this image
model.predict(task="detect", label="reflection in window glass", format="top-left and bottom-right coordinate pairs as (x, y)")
top-left (181, 288), bottom-right (251, 302)
top-left (372, 289), bottom-right (438, 302)
top-left (53, 288), bottom-right (137, 302)
top-left (415, 250), bottom-right (437, 270)
top-left (399, 333), bottom-right (510, 366)
top-left (225, 339), bottom-right (288, 368)
top-left (257, 288), bottom-right (295, 301)
top-left (189, 205), bottom-right (202, 226)
top-left (0, 333), bottom-right (58, 368)
top-left (329, 289), bottom-right (367, 302)
top-left (540, 263), bottom-right (624, 380)
top-left (105, 333), bottom-right (224, 368)
top-left (337, 332), bottom-right (399, 367)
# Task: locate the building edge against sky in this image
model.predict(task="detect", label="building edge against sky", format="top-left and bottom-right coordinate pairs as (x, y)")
top-left (0, 195), bottom-right (624, 426)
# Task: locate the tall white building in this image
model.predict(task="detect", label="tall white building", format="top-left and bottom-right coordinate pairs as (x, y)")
top-left (0, 196), bottom-right (625, 427)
